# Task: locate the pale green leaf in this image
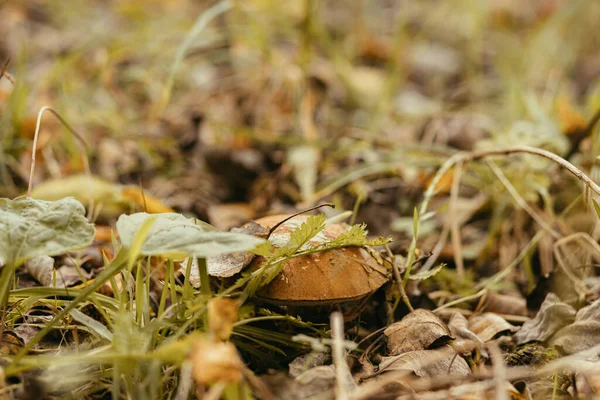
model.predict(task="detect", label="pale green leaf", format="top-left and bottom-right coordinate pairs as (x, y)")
top-left (593, 199), bottom-right (600, 220)
top-left (408, 263), bottom-right (445, 281)
top-left (286, 214), bottom-right (327, 251)
top-left (0, 197), bottom-right (95, 267)
top-left (116, 213), bottom-right (265, 258)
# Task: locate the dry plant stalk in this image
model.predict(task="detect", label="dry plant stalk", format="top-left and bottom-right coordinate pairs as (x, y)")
top-left (27, 106), bottom-right (90, 197)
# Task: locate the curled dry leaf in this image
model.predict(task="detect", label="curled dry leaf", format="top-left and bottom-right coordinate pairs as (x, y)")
top-left (180, 222), bottom-right (267, 284)
top-left (30, 175), bottom-right (174, 218)
top-left (468, 313), bottom-right (518, 342)
top-left (478, 291), bottom-right (528, 317)
top-left (25, 255), bottom-right (91, 288)
top-left (385, 309), bottom-right (453, 356)
top-left (261, 367), bottom-right (336, 400)
top-left (191, 340), bottom-right (243, 385)
top-left (378, 348), bottom-right (470, 379)
top-left (515, 293), bottom-right (576, 345)
top-left (448, 312), bottom-right (486, 355)
top-left (207, 203), bottom-right (255, 231)
top-left (289, 352), bottom-right (331, 378)
top-left (550, 297), bottom-right (600, 354)
top-left (207, 298), bottom-right (238, 341)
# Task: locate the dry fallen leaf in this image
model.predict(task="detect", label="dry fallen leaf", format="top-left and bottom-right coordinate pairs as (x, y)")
top-left (378, 347), bottom-right (470, 378)
top-left (208, 298), bottom-right (238, 341)
top-left (478, 291), bottom-right (528, 316)
top-left (468, 312), bottom-right (518, 342)
top-left (191, 340), bottom-right (243, 385)
top-left (385, 309), bottom-right (453, 356)
top-left (448, 312), bottom-right (486, 355)
top-left (25, 255), bottom-right (91, 288)
top-left (514, 293), bottom-right (576, 345)
top-left (550, 297), bottom-right (600, 354)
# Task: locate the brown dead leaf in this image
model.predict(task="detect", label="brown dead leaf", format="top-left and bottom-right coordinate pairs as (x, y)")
top-left (191, 340), bottom-right (243, 385)
top-left (514, 293), bottom-right (576, 345)
top-left (385, 309), bottom-right (453, 356)
top-left (550, 297), bottom-right (600, 354)
top-left (468, 313), bottom-right (517, 342)
top-left (378, 348), bottom-right (470, 378)
top-left (477, 292), bottom-right (528, 317)
top-left (25, 256), bottom-right (91, 288)
top-left (448, 312), bottom-right (486, 356)
top-left (120, 187), bottom-right (175, 213)
top-left (0, 332), bottom-right (23, 356)
top-left (262, 368), bottom-right (335, 400)
top-left (556, 95), bottom-right (587, 135)
top-left (208, 298), bottom-right (238, 341)
top-left (207, 203), bottom-right (255, 231)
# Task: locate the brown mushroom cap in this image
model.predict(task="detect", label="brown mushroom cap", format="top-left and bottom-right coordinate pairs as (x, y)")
top-left (250, 214), bottom-right (389, 304)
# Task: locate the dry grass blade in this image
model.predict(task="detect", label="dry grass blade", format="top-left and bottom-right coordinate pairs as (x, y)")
top-left (27, 106), bottom-right (90, 198)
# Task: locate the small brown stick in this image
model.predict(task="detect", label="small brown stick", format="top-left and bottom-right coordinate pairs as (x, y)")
top-left (27, 106), bottom-right (90, 197)
top-left (488, 342), bottom-right (508, 400)
top-left (266, 203), bottom-right (334, 240)
top-left (0, 58), bottom-right (15, 85)
top-left (384, 244), bottom-right (414, 312)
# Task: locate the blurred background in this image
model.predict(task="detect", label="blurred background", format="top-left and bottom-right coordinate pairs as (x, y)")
top-left (1, 0), bottom-right (600, 258)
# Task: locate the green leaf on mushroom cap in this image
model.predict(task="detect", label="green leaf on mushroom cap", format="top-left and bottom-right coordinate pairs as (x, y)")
top-left (116, 213), bottom-right (265, 258)
top-left (0, 197), bottom-right (96, 267)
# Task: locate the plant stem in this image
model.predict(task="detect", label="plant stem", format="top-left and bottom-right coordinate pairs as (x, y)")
top-left (198, 257), bottom-right (211, 296)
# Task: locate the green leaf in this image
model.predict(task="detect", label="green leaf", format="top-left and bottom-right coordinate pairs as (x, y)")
top-left (409, 263), bottom-right (445, 281)
top-left (0, 197), bottom-right (95, 267)
top-left (286, 214), bottom-right (327, 251)
top-left (592, 199), bottom-right (600, 220)
top-left (116, 213), bottom-right (265, 258)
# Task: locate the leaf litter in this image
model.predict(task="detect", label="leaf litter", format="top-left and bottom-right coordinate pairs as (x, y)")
top-left (3, 1), bottom-right (600, 399)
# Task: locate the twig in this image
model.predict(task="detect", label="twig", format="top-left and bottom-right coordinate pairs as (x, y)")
top-left (0, 58), bottom-right (14, 85)
top-left (449, 160), bottom-right (465, 279)
top-left (331, 312), bottom-right (352, 400)
top-left (384, 244), bottom-right (413, 312)
top-left (488, 342), bottom-right (508, 400)
top-left (27, 106), bottom-right (90, 197)
top-left (266, 203), bottom-right (334, 240)
top-left (419, 146), bottom-right (600, 221)
top-left (486, 160), bottom-right (561, 239)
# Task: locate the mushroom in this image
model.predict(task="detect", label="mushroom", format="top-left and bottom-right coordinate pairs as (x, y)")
top-left (250, 214), bottom-right (390, 321)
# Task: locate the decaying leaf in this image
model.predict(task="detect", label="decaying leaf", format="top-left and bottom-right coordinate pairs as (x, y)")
top-left (378, 348), bottom-right (470, 378)
top-left (116, 212), bottom-right (265, 259)
top-left (468, 312), bottom-right (517, 342)
top-left (183, 251), bottom-right (256, 286)
top-left (385, 309), bottom-right (453, 356)
top-left (515, 293), bottom-right (576, 345)
top-left (25, 255), bottom-right (91, 287)
top-left (191, 339), bottom-right (243, 385)
top-left (262, 368), bottom-right (335, 400)
top-left (30, 175), bottom-right (174, 218)
top-left (0, 197), bottom-right (95, 266)
top-left (550, 297), bottom-right (600, 354)
top-left (478, 292), bottom-right (528, 316)
top-left (448, 312), bottom-right (486, 354)
top-left (208, 298), bottom-right (238, 341)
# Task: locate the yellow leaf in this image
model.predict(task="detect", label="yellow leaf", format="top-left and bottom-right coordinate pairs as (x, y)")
top-left (121, 187), bottom-right (175, 213)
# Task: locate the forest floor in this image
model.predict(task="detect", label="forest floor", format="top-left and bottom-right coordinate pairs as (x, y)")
top-left (2, 1), bottom-right (600, 399)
